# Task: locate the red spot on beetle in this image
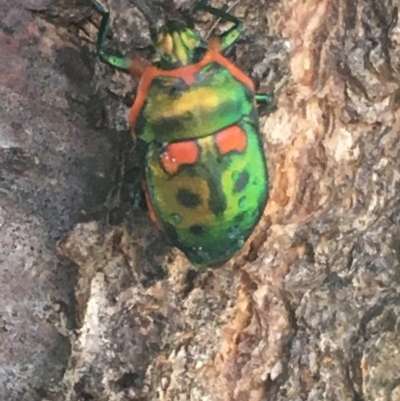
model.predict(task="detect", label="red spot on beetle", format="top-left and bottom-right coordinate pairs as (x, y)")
top-left (160, 140), bottom-right (199, 175)
top-left (215, 125), bottom-right (247, 155)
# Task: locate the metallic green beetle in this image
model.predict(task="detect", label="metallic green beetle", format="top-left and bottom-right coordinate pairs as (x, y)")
top-left (94, 0), bottom-right (272, 267)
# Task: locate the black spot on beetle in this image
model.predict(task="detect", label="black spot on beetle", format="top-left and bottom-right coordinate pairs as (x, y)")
top-left (234, 170), bottom-right (249, 193)
top-left (209, 194), bottom-right (227, 215)
top-left (153, 116), bottom-right (185, 133)
top-left (189, 224), bottom-right (207, 236)
top-left (176, 188), bottom-right (202, 208)
top-left (169, 87), bottom-right (181, 98)
top-left (235, 212), bottom-right (246, 223)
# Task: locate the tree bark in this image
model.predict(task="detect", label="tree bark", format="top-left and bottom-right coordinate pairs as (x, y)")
top-left (59, 1), bottom-right (400, 400)
top-left (2, 0), bottom-right (400, 400)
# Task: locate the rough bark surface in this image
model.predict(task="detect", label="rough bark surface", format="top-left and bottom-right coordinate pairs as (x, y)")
top-left (1, 0), bottom-right (400, 400)
top-left (0, 0), bottom-right (115, 399)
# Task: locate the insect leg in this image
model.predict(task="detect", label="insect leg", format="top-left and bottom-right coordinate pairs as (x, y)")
top-left (194, 0), bottom-right (243, 51)
top-left (255, 93), bottom-right (273, 104)
top-left (93, 0), bottom-right (146, 77)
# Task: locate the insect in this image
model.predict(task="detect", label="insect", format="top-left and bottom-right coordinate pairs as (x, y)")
top-left (93, 0), bottom-right (272, 267)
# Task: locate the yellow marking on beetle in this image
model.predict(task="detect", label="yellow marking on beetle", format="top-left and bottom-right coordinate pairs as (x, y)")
top-left (158, 33), bottom-right (173, 56)
top-left (198, 135), bottom-right (215, 152)
top-left (173, 32), bottom-right (188, 65)
top-left (156, 175), bottom-right (216, 228)
top-left (162, 87), bottom-right (220, 117)
top-left (181, 29), bottom-right (201, 51)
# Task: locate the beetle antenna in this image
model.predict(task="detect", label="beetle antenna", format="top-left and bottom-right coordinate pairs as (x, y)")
top-left (127, 0), bottom-right (163, 28)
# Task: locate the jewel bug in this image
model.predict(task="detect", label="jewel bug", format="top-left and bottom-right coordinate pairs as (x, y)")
top-left (93, 0), bottom-right (272, 267)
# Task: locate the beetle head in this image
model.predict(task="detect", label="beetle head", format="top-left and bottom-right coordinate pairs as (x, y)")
top-left (151, 20), bottom-right (207, 69)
